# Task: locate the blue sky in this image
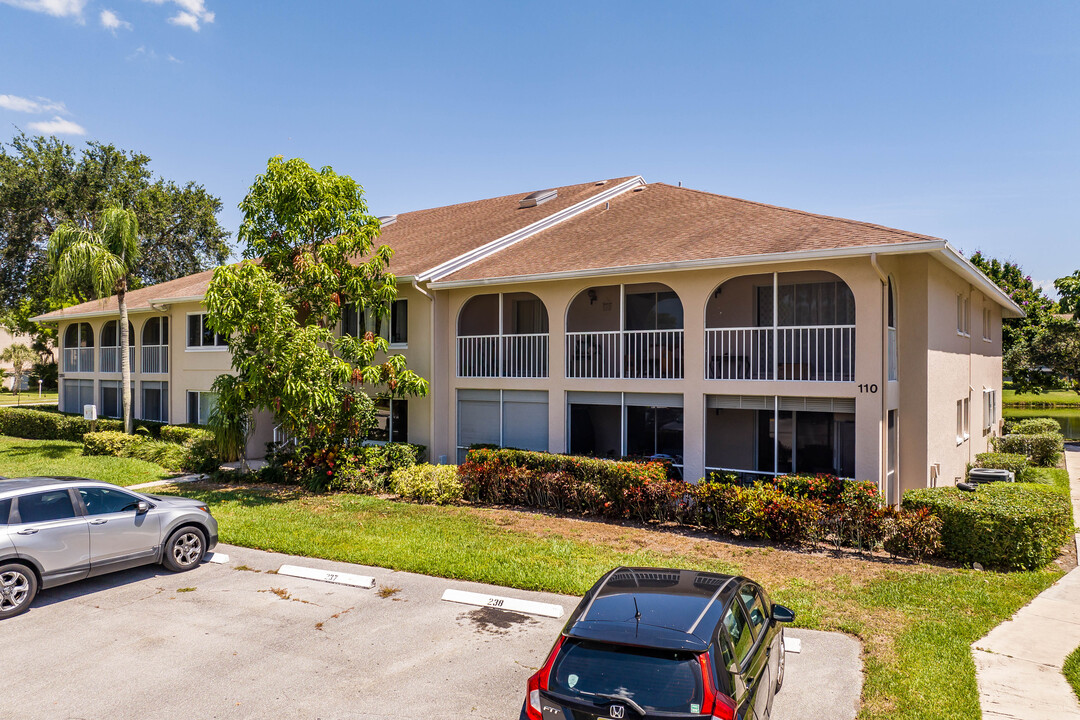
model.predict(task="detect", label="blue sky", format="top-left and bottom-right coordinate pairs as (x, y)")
top-left (1, 1), bottom-right (1077, 292)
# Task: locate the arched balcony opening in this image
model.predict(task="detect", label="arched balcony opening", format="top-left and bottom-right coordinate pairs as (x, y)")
top-left (62, 322), bottom-right (95, 373)
top-left (141, 317), bottom-right (169, 374)
top-left (705, 271), bottom-right (855, 382)
top-left (457, 292), bottom-right (549, 378)
top-left (566, 283), bottom-right (684, 379)
top-left (99, 320), bottom-right (135, 374)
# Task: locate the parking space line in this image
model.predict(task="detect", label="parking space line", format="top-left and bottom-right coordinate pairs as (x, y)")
top-left (786, 637), bottom-right (802, 653)
top-left (205, 553), bottom-right (229, 564)
top-left (277, 564), bottom-right (376, 589)
top-left (441, 588), bottom-right (564, 618)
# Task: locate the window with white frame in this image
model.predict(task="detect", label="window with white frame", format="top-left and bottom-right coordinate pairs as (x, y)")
top-left (187, 391), bottom-right (218, 426)
top-left (186, 313), bottom-right (227, 349)
top-left (369, 398), bottom-right (408, 443)
top-left (983, 388), bottom-right (997, 433)
top-left (342, 300), bottom-right (407, 346)
top-left (982, 306), bottom-right (992, 342)
top-left (956, 294), bottom-right (970, 337)
top-left (956, 397), bottom-right (970, 444)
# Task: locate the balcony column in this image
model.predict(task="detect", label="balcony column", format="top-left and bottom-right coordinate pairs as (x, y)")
top-left (680, 277), bottom-right (706, 482)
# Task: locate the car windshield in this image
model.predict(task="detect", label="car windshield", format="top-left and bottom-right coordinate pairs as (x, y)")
top-left (548, 639), bottom-right (704, 714)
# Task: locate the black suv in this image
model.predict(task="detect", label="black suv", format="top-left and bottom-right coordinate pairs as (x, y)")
top-left (521, 567), bottom-right (795, 720)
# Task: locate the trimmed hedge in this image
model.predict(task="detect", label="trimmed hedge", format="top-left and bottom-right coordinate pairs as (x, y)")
top-left (903, 483), bottom-right (1072, 570)
top-left (0, 406), bottom-right (165, 441)
top-left (993, 432), bottom-right (1065, 467)
top-left (1008, 417), bottom-right (1062, 435)
top-left (271, 442), bottom-right (425, 492)
top-left (972, 452), bottom-right (1030, 481)
top-left (390, 464), bottom-right (463, 505)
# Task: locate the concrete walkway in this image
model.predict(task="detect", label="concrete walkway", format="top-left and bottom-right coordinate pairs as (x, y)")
top-left (973, 443), bottom-right (1080, 720)
top-left (127, 473), bottom-right (204, 490)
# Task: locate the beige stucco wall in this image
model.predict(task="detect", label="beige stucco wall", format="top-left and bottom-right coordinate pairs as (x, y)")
top-left (436, 256), bottom-right (891, 486)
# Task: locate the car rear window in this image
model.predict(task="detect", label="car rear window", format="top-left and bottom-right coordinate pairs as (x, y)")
top-left (548, 640), bottom-right (704, 714)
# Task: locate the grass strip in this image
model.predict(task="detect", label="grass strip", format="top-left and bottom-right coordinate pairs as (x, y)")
top-left (0, 435), bottom-right (175, 486)
top-left (1064, 645), bottom-right (1080, 702)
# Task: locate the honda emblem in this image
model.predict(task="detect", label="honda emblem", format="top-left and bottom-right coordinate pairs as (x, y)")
top-left (609, 705), bottom-right (625, 719)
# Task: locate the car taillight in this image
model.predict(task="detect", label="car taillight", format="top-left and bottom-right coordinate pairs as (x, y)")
top-left (525, 636), bottom-right (565, 720)
top-left (697, 652), bottom-right (737, 720)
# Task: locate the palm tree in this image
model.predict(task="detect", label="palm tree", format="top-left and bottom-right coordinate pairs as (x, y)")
top-left (48, 207), bottom-right (140, 433)
top-left (1, 343), bottom-right (37, 402)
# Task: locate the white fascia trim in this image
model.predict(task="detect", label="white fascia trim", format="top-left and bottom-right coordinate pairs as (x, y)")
top-left (30, 306), bottom-right (158, 323)
top-left (415, 176), bottom-right (646, 283)
top-left (935, 242), bottom-right (1025, 319)
top-left (149, 295), bottom-right (206, 305)
top-left (429, 240), bottom-right (950, 289)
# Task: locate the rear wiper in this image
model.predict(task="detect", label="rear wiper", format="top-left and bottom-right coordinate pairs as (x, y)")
top-left (595, 693), bottom-right (646, 717)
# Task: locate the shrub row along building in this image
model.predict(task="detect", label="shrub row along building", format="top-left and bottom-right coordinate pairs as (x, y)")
top-left (33, 176), bottom-right (1020, 501)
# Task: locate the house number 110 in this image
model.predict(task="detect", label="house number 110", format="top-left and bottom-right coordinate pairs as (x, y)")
top-left (858, 383), bottom-right (879, 394)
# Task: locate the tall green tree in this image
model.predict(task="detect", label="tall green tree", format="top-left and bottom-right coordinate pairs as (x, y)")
top-left (204, 157), bottom-right (428, 469)
top-left (1, 343), bottom-right (35, 398)
top-left (1056, 270), bottom-right (1080, 321)
top-left (48, 207), bottom-right (141, 432)
top-left (0, 132), bottom-right (230, 345)
top-left (970, 252), bottom-right (1060, 392)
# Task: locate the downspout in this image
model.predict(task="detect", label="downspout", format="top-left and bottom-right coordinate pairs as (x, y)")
top-left (412, 278), bottom-right (438, 462)
top-left (870, 254), bottom-right (889, 502)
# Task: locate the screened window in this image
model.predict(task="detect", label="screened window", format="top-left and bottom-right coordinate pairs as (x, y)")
top-left (983, 389), bottom-right (997, 433)
top-left (187, 313), bottom-right (227, 348)
top-left (143, 316), bottom-right (169, 346)
top-left (757, 281), bottom-right (855, 327)
top-left (187, 391), bottom-right (218, 426)
top-left (100, 381), bottom-right (133, 419)
top-left (957, 295), bottom-right (971, 337)
top-left (63, 379), bottom-right (95, 414)
top-left (982, 307), bottom-right (992, 342)
top-left (79, 487), bottom-right (142, 515)
top-left (63, 322), bottom-right (95, 349)
top-left (17, 490), bottom-right (77, 523)
top-left (141, 381), bottom-right (169, 423)
top-left (369, 398), bottom-right (408, 443)
top-left (456, 390), bottom-right (548, 463)
top-left (343, 300), bottom-right (408, 345)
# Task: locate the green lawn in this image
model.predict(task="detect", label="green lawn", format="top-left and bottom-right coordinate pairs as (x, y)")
top-left (1065, 646), bottom-right (1080, 702)
top-left (0, 435), bottom-right (175, 486)
top-left (1003, 388), bottom-right (1080, 407)
top-left (0, 392), bottom-right (58, 407)
top-left (158, 481), bottom-right (1062, 720)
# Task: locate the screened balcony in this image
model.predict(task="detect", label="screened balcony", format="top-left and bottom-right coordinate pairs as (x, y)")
top-left (705, 271), bottom-right (855, 383)
top-left (457, 292), bottom-right (549, 378)
top-left (565, 283), bottom-right (684, 380)
top-left (99, 320), bottom-right (135, 374)
top-left (62, 322), bottom-right (95, 373)
top-left (141, 317), bottom-right (169, 374)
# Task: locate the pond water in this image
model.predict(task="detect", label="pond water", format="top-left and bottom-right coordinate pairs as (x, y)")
top-left (1003, 407), bottom-right (1080, 440)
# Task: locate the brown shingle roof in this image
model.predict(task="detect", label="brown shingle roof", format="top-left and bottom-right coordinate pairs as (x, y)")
top-left (373, 177), bottom-right (634, 276)
top-left (438, 183), bottom-right (943, 283)
top-left (34, 268), bottom-right (217, 321)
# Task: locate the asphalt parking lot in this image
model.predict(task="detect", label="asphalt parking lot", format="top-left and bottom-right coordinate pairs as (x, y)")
top-left (2, 544), bottom-right (862, 720)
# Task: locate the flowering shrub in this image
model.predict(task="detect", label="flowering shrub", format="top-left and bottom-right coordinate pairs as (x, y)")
top-left (273, 442), bottom-right (424, 492)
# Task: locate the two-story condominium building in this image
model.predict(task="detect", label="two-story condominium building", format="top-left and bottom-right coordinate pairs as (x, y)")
top-left (33, 176), bottom-right (1021, 502)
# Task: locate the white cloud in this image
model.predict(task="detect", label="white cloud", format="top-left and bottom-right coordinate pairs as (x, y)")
top-left (142, 0), bottom-right (214, 31)
top-left (0, 0), bottom-right (87, 18)
top-left (27, 116), bottom-right (86, 135)
top-left (99, 8), bottom-right (131, 33)
top-left (0, 94), bottom-right (67, 114)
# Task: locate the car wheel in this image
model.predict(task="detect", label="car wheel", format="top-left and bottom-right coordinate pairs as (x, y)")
top-left (0, 563), bottom-right (38, 619)
top-left (162, 527), bottom-right (207, 572)
top-left (775, 630), bottom-right (786, 692)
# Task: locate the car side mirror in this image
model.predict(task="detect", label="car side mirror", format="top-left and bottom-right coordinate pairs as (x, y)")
top-left (136, 501), bottom-right (150, 514)
top-left (772, 604), bottom-right (795, 623)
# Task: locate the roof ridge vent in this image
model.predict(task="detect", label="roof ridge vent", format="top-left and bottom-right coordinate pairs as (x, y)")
top-left (519, 188), bottom-right (557, 209)
top-left (378, 215), bottom-right (398, 227)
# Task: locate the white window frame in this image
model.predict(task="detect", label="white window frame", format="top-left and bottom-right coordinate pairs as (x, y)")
top-left (187, 390), bottom-right (218, 426)
top-left (982, 306), bottom-right (992, 342)
top-left (956, 294), bottom-right (970, 337)
top-left (956, 397), bottom-right (970, 445)
top-left (983, 388), bottom-right (996, 433)
top-left (185, 312), bottom-right (228, 352)
top-left (343, 300), bottom-right (408, 349)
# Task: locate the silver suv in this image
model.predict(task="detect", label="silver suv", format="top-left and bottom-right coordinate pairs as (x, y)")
top-left (0, 476), bottom-right (218, 619)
